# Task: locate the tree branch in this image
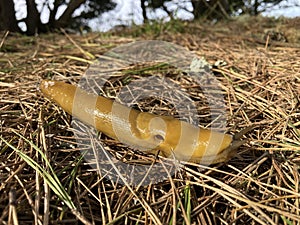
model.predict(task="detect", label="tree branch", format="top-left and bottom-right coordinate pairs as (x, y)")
top-left (54, 0), bottom-right (87, 28)
top-left (49, 0), bottom-right (63, 25)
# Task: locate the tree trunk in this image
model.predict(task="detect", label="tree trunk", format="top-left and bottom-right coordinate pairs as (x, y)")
top-left (54, 0), bottom-right (87, 28)
top-left (0, 0), bottom-right (21, 32)
top-left (25, 0), bottom-right (41, 35)
top-left (141, 0), bottom-right (148, 23)
top-left (254, 0), bottom-right (259, 15)
top-left (191, 0), bottom-right (205, 20)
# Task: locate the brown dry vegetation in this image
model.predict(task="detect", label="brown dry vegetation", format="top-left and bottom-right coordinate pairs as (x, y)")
top-left (0, 16), bottom-right (300, 224)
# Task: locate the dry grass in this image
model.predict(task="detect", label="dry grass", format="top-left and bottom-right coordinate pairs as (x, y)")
top-left (0, 16), bottom-right (300, 224)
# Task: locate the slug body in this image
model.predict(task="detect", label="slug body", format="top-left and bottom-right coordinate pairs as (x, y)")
top-left (40, 80), bottom-right (238, 164)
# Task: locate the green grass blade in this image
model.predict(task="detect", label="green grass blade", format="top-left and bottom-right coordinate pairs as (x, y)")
top-left (0, 134), bottom-right (76, 210)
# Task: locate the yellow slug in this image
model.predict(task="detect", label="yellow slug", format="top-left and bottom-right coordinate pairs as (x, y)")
top-left (40, 80), bottom-right (242, 164)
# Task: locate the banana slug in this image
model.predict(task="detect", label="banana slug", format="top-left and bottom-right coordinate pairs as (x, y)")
top-left (40, 80), bottom-right (243, 164)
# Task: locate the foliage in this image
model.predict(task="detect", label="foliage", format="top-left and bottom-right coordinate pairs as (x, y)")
top-left (229, 0), bottom-right (285, 16)
top-left (144, 0), bottom-right (287, 21)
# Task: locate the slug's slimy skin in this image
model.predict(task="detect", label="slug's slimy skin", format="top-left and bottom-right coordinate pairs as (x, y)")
top-left (40, 80), bottom-right (240, 164)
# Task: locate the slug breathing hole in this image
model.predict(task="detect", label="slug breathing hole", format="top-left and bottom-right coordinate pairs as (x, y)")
top-left (154, 134), bottom-right (165, 142)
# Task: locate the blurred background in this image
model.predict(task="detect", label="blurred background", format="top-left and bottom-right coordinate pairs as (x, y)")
top-left (1, 0), bottom-right (299, 35)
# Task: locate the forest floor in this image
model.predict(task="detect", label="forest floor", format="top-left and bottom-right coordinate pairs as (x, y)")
top-left (0, 16), bottom-right (300, 224)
